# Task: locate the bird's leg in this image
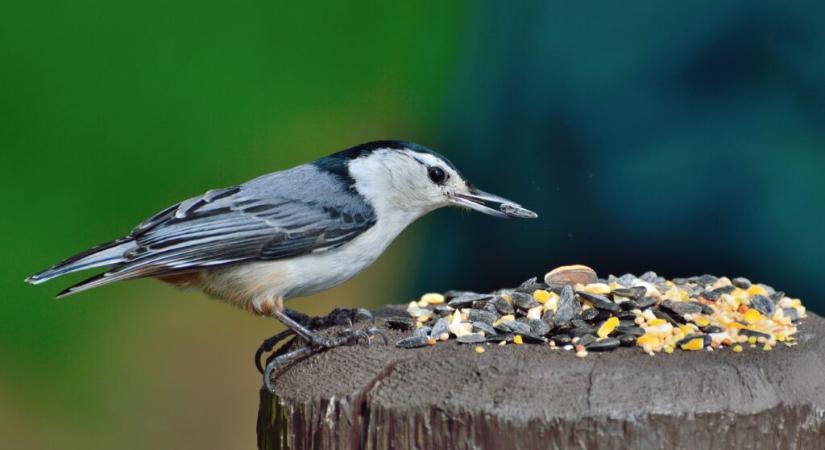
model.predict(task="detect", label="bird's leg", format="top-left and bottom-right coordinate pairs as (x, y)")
top-left (254, 306), bottom-right (316, 373)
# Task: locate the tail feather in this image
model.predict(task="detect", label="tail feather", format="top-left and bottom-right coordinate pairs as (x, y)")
top-left (26, 238), bottom-right (137, 285)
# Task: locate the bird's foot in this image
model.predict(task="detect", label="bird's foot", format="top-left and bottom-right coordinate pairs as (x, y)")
top-left (259, 308), bottom-right (385, 388)
top-left (309, 326), bottom-right (388, 349)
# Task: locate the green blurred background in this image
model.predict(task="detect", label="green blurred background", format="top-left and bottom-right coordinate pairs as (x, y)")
top-left (2, 1), bottom-right (824, 449)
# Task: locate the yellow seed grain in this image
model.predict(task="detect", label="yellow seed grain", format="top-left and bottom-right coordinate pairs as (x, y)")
top-left (747, 285), bottom-right (768, 297)
top-left (597, 317), bottom-right (619, 338)
top-left (744, 308), bottom-right (761, 324)
top-left (680, 337), bottom-right (704, 351)
top-left (474, 346), bottom-right (485, 354)
top-left (747, 336), bottom-right (757, 345)
top-left (694, 316), bottom-right (710, 327)
top-left (513, 335), bottom-right (524, 345)
top-left (637, 334), bottom-right (657, 345)
top-left (584, 283), bottom-right (611, 294)
top-left (732, 344), bottom-right (743, 353)
top-left (533, 289), bottom-right (551, 304)
top-left (421, 292), bottom-right (445, 305)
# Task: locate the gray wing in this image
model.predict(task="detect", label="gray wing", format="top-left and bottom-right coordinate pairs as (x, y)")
top-left (113, 165), bottom-right (377, 277)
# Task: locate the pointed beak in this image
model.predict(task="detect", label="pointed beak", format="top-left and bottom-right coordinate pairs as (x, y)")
top-left (449, 188), bottom-right (538, 219)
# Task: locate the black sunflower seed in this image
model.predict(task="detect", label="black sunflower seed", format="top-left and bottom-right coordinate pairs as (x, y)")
top-left (587, 338), bottom-right (621, 351)
top-left (385, 316), bottom-right (416, 331)
top-left (457, 333), bottom-right (486, 344)
top-left (554, 285), bottom-right (581, 326)
top-left (577, 291), bottom-right (621, 313)
top-left (447, 293), bottom-right (493, 308)
top-left (512, 291), bottom-right (540, 310)
top-left (494, 295), bottom-right (515, 315)
top-left (612, 286), bottom-right (647, 300)
top-left (468, 309), bottom-right (498, 325)
top-left (750, 295), bottom-right (775, 316)
top-left (396, 335), bottom-right (430, 348)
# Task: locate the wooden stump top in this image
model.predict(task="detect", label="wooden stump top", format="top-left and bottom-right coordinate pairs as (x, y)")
top-left (258, 310), bottom-right (825, 450)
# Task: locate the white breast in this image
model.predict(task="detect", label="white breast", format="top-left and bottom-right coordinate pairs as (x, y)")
top-left (198, 209), bottom-right (418, 312)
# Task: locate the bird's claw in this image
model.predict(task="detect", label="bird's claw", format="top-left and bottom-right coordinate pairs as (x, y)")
top-left (263, 345), bottom-right (316, 393)
top-left (255, 329), bottom-right (295, 374)
top-left (365, 327), bottom-right (389, 345)
top-left (312, 326), bottom-right (388, 349)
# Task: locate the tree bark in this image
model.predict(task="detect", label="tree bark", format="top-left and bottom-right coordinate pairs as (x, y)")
top-left (258, 310), bottom-right (825, 450)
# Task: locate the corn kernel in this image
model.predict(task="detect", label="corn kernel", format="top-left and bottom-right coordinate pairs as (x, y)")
top-left (637, 334), bottom-right (658, 345)
top-left (533, 289), bottom-right (551, 303)
top-left (664, 345), bottom-right (675, 354)
top-left (744, 308), bottom-right (761, 324)
top-left (680, 337), bottom-right (704, 351)
top-left (474, 346), bottom-right (485, 353)
top-left (747, 336), bottom-right (757, 345)
top-left (584, 283), bottom-right (611, 294)
top-left (694, 316), bottom-right (710, 327)
top-left (597, 317), bottom-right (619, 338)
top-left (747, 285), bottom-right (768, 297)
top-left (732, 344), bottom-right (743, 353)
top-left (421, 292), bottom-right (445, 305)
top-left (647, 318), bottom-right (666, 326)
top-left (513, 335), bottom-right (524, 345)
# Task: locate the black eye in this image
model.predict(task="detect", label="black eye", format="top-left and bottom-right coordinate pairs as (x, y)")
top-left (428, 166), bottom-right (447, 184)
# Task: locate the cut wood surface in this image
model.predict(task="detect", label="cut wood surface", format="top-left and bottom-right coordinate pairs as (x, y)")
top-left (258, 309), bottom-right (825, 450)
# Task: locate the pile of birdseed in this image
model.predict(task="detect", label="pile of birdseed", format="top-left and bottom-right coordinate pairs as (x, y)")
top-left (391, 265), bottom-right (808, 358)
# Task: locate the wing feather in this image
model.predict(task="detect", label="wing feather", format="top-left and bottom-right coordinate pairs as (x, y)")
top-left (114, 166), bottom-right (377, 278)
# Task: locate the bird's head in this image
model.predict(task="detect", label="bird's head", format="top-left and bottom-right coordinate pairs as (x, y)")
top-left (324, 141), bottom-right (537, 220)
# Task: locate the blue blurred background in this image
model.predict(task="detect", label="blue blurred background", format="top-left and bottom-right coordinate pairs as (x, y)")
top-left (2, 1), bottom-right (823, 449)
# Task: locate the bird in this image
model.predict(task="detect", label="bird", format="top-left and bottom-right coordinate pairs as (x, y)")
top-left (26, 140), bottom-right (537, 384)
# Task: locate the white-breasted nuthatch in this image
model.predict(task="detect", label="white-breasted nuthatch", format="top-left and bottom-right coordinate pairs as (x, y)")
top-left (27, 141), bottom-right (537, 382)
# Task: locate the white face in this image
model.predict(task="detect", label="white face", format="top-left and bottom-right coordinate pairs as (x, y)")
top-left (348, 147), bottom-right (537, 220)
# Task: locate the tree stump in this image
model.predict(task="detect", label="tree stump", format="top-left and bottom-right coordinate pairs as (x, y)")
top-left (257, 310), bottom-right (825, 450)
